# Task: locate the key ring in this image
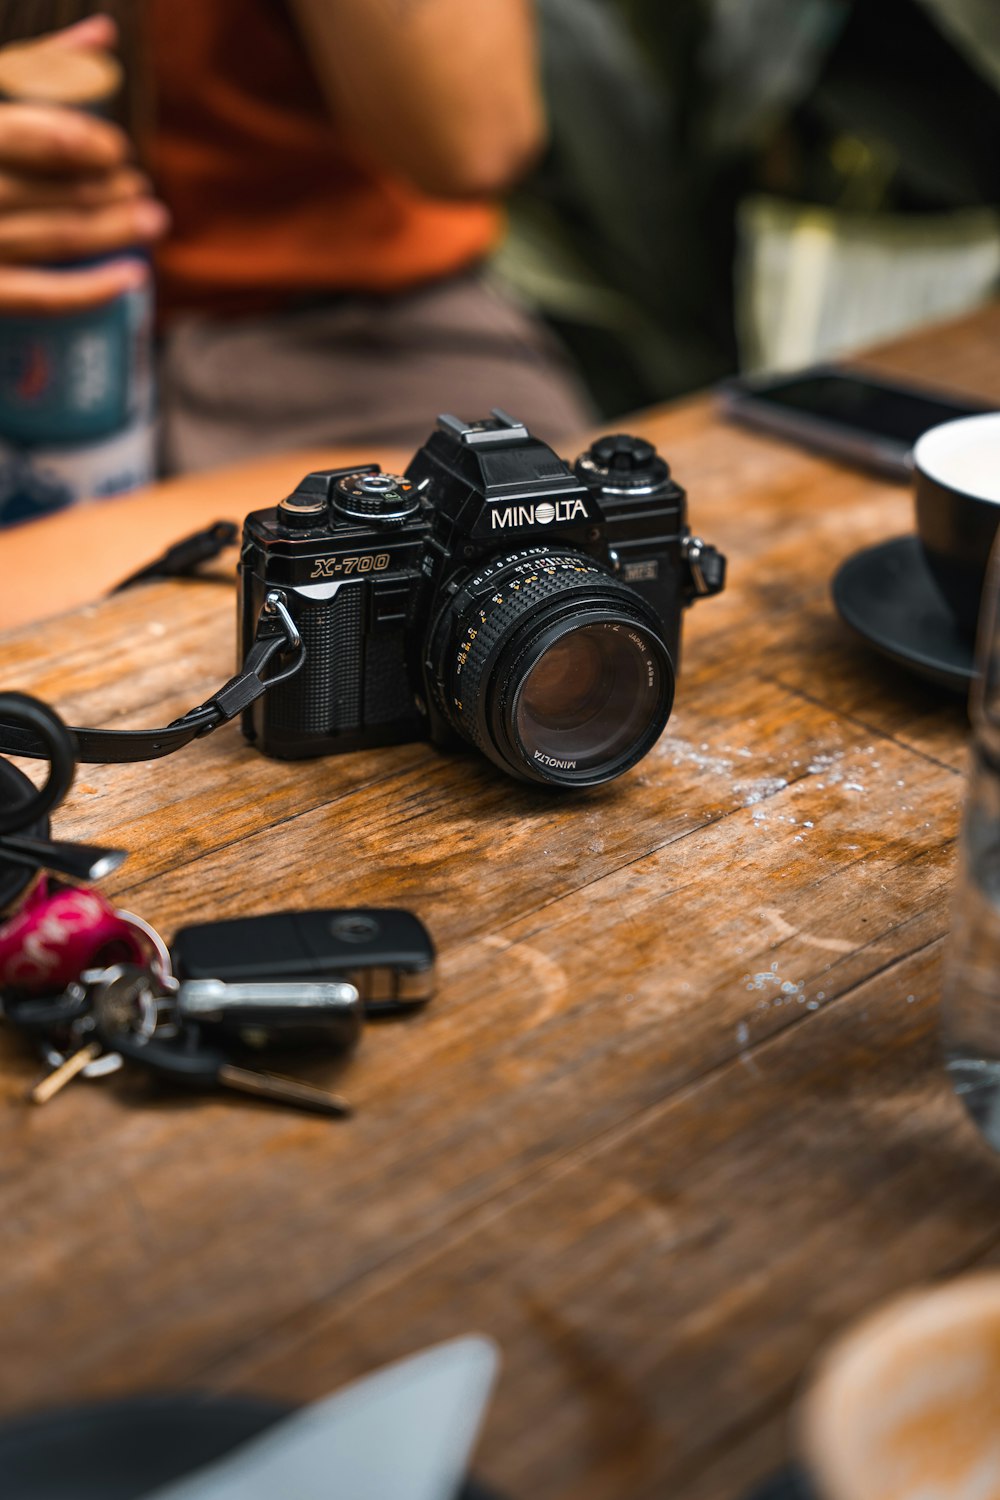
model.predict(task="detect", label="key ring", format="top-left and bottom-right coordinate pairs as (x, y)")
top-left (0, 694), bottom-right (76, 835)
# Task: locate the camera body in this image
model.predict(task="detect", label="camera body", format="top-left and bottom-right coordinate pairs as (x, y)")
top-left (238, 410), bottom-right (724, 787)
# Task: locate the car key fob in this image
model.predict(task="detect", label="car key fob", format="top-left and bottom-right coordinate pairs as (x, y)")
top-left (170, 909), bottom-right (436, 1013)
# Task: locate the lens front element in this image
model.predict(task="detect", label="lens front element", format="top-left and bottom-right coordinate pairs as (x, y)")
top-left (430, 550), bottom-right (674, 786)
top-left (515, 620), bottom-right (662, 775)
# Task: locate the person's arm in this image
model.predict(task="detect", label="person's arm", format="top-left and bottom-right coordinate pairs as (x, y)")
top-left (0, 15), bottom-right (168, 314)
top-left (287, 0), bottom-right (546, 199)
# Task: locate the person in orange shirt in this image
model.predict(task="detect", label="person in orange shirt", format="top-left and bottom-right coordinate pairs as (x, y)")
top-left (0, 4), bottom-right (592, 470)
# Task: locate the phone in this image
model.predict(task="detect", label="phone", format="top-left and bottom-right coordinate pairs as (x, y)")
top-left (717, 365), bottom-right (992, 480)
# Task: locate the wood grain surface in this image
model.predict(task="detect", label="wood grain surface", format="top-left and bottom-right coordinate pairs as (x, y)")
top-left (2, 306), bottom-right (1000, 1500)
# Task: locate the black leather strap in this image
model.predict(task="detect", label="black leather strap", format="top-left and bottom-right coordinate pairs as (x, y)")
top-left (0, 693), bottom-right (77, 825)
top-left (110, 520), bottom-right (239, 593)
top-left (0, 610), bottom-right (305, 765)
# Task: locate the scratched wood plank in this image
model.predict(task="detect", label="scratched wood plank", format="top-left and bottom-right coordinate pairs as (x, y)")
top-left (0, 675), bottom-right (963, 1410)
top-left (0, 681), bottom-right (971, 1350)
top-left (0, 307), bottom-right (998, 1500)
top-left (178, 944), bottom-right (1000, 1500)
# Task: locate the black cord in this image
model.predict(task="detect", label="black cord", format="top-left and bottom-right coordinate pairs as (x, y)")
top-left (111, 521), bottom-right (239, 594)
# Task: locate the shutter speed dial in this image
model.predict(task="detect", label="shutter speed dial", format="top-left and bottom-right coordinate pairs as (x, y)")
top-left (574, 433), bottom-right (671, 494)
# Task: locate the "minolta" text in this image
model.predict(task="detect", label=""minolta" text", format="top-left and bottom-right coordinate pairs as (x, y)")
top-left (491, 498), bottom-right (588, 530)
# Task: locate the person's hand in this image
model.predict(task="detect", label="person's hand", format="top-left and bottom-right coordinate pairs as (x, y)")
top-left (0, 14), bottom-right (169, 315)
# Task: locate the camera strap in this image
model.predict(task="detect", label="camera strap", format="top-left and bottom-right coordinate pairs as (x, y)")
top-left (0, 592), bottom-right (305, 765)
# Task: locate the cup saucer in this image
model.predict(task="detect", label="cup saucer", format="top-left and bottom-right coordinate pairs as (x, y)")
top-left (746, 1466), bottom-right (813, 1500)
top-left (831, 535), bottom-right (975, 694)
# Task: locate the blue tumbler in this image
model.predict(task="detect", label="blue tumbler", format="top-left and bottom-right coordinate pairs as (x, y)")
top-left (0, 37), bottom-right (155, 526)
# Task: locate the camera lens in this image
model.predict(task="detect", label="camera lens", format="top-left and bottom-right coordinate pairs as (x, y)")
top-left (429, 550), bottom-right (674, 787)
top-left (515, 622), bottom-right (658, 764)
top-left (521, 630), bottom-right (609, 731)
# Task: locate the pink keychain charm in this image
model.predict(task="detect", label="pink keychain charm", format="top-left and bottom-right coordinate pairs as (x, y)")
top-left (0, 886), bottom-right (154, 995)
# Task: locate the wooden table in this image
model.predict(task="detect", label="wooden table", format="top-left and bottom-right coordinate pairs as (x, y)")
top-left (2, 308), bottom-right (1000, 1500)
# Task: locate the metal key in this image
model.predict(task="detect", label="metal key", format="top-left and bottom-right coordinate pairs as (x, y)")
top-left (6, 981), bottom-right (122, 1098)
top-left (28, 1040), bottom-right (103, 1104)
top-left (85, 965), bottom-right (362, 1049)
top-left (175, 978), bottom-right (362, 1050)
top-left (106, 1026), bottom-right (352, 1117)
top-left (89, 965), bottom-right (352, 1117)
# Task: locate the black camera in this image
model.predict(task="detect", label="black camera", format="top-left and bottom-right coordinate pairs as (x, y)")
top-left (238, 410), bottom-right (725, 788)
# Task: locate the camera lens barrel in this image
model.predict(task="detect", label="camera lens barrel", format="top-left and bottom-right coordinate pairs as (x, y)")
top-left (429, 549), bottom-right (674, 787)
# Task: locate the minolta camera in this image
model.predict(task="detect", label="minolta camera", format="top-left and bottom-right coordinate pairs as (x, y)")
top-left (238, 411), bottom-right (725, 788)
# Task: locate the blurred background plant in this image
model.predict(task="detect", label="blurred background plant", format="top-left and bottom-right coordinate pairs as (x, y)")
top-left (493, 0), bottom-right (1000, 416)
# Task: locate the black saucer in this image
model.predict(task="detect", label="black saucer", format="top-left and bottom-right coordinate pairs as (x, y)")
top-left (0, 1394), bottom-right (501, 1500)
top-left (832, 534), bottom-right (975, 694)
top-left (746, 1468), bottom-right (813, 1500)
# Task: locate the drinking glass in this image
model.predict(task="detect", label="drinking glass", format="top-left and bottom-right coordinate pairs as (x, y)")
top-left (942, 538), bottom-right (1000, 1147)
